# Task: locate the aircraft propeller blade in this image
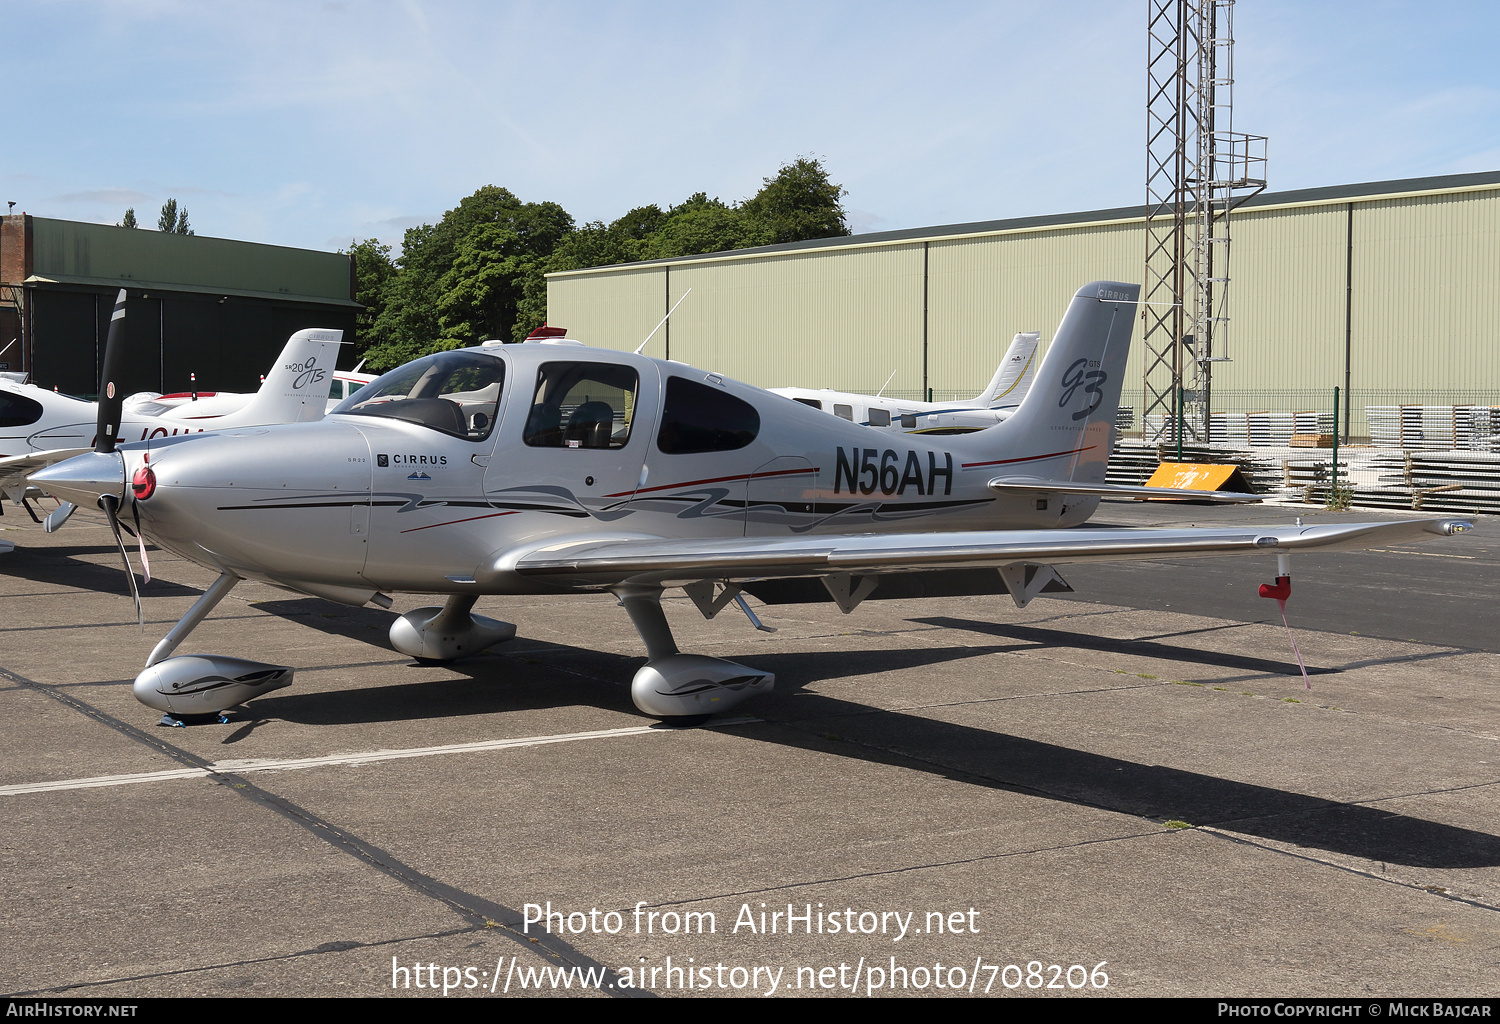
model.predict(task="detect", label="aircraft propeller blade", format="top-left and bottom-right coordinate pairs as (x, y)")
top-left (94, 289), bottom-right (129, 455)
top-left (100, 493), bottom-right (143, 627)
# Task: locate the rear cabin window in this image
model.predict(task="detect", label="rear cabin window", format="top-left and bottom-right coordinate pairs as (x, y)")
top-left (868, 408), bottom-right (891, 427)
top-left (523, 362), bottom-right (638, 450)
top-left (833, 404), bottom-right (853, 421)
top-left (0, 392), bottom-right (44, 428)
top-left (657, 376), bottom-right (760, 454)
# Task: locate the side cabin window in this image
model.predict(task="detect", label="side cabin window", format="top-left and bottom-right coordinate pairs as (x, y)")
top-left (0, 391), bottom-right (45, 428)
top-left (523, 361), bottom-right (638, 450)
top-left (657, 376), bottom-right (759, 454)
top-left (333, 351), bottom-right (505, 442)
top-left (793, 397), bottom-right (822, 410)
top-left (868, 408), bottom-right (891, 427)
top-left (833, 404), bottom-right (853, 421)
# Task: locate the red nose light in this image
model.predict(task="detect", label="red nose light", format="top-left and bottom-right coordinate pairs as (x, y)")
top-left (131, 465), bottom-right (157, 501)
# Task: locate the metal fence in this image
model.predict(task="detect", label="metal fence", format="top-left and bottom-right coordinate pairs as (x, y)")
top-left (1117, 388), bottom-right (1500, 448)
top-left (1111, 386), bottom-right (1500, 515)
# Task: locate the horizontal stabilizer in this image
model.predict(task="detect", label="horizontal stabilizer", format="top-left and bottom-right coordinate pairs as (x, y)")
top-left (988, 476), bottom-right (1262, 503)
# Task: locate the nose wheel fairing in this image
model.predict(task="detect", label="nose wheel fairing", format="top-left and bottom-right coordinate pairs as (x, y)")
top-left (134, 655), bottom-right (294, 716)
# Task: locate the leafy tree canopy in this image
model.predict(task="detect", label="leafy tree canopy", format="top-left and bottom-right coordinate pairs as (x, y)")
top-left (340, 239), bottom-right (396, 361)
top-left (359, 186), bottom-right (574, 369)
top-left (158, 198), bottom-right (192, 235)
top-left (353, 158), bottom-right (849, 368)
top-left (741, 156), bottom-right (849, 244)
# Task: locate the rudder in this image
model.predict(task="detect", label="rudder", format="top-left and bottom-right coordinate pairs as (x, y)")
top-left (238, 329), bottom-right (344, 425)
top-left (986, 282), bottom-right (1138, 485)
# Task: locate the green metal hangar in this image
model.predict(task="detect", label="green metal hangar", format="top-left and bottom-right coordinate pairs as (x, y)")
top-left (545, 170), bottom-right (1500, 436)
top-left (0, 214), bottom-right (359, 397)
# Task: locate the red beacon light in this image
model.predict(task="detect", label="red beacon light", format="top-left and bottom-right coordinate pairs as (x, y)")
top-left (131, 453), bottom-right (157, 501)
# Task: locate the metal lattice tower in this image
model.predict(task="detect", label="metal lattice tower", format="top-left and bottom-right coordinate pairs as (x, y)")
top-left (1143, 0), bottom-right (1266, 445)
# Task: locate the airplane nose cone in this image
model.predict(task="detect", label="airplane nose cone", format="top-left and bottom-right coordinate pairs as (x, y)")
top-left (28, 451), bottom-right (126, 507)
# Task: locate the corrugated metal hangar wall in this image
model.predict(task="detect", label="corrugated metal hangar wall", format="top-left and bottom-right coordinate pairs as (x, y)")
top-left (547, 171), bottom-right (1500, 438)
top-left (1, 215), bottom-right (359, 397)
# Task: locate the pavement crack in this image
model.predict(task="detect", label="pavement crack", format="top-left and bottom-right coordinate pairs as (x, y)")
top-left (1194, 827), bottom-right (1500, 914)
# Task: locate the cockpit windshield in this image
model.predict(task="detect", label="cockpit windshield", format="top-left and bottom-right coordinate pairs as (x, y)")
top-left (332, 350), bottom-right (505, 441)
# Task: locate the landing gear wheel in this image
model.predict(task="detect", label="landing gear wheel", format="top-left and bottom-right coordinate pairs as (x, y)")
top-left (656, 714), bottom-right (711, 728)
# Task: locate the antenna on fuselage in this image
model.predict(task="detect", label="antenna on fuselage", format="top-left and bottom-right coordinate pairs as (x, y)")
top-left (634, 287), bottom-right (692, 355)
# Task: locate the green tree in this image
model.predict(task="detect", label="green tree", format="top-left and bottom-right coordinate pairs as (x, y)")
top-left (157, 198), bottom-right (193, 235)
top-left (341, 239), bottom-right (397, 361)
top-left (741, 156), bottom-right (849, 244)
top-left (611, 204), bottom-right (667, 241)
top-left (359, 159), bottom-right (847, 368)
top-left (360, 186), bottom-right (574, 369)
top-left (118, 208), bottom-right (137, 229)
top-left (649, 192), bottom-right (765, 259)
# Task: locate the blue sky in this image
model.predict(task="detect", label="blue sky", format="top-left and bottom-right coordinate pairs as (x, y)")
top-left (8, 1), bottom-right (1500, 253)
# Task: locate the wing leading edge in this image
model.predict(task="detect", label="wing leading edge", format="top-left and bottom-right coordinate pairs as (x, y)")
top-left (502, 518), bottom-right (1472, 590)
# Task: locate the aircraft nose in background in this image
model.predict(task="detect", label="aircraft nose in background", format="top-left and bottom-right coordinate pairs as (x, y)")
top-left (28, 451), bottom-right (126, 507)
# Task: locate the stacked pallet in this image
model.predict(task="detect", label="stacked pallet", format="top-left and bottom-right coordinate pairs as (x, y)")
top-left (1362, 451), bottom-right (1500, 513)
top-left (1367, 405), bottom-right (1500, 451)
top-left (1208, 412), bottom-right (1335, 445)
top-left (1208, 413), bottom-right (1250, 444)
top-left (1281, 450), bottom-right (1500, 513)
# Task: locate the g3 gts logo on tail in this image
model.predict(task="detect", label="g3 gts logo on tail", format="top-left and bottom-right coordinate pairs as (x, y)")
top-left (288, 356), bottom-right (326, 390)
top-left (1060, 358), bottom-right (1107, 421)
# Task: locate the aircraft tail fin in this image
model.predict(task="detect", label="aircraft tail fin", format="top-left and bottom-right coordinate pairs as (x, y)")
top-left (986, 282), bottom-right (1138, 485)
top-left (238, 329), bottom-right (344, 425)
top-left (972, 331), bottom-right (1040, 407)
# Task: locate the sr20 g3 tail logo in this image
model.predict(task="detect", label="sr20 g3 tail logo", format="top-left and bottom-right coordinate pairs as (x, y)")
top-left (1059, 358), bottom-right (1107, 421)
top-left (288, 356), bottom-right (326, 391)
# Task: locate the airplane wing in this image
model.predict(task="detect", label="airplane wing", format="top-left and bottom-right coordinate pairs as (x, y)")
top-left (504, 518), bottom-right (1471, 590)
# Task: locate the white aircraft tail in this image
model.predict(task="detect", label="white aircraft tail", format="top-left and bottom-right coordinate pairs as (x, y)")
top-left (987, 282), bottom-right (1139, 485)
top-left (237, 329), bottom-right (344, 425)
top-left (972, 332), bottom-right (1040, 407)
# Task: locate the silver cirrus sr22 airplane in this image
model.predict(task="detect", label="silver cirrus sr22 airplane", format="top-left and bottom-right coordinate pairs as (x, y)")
top-left (29, 283), bottom-right (1471, 725)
